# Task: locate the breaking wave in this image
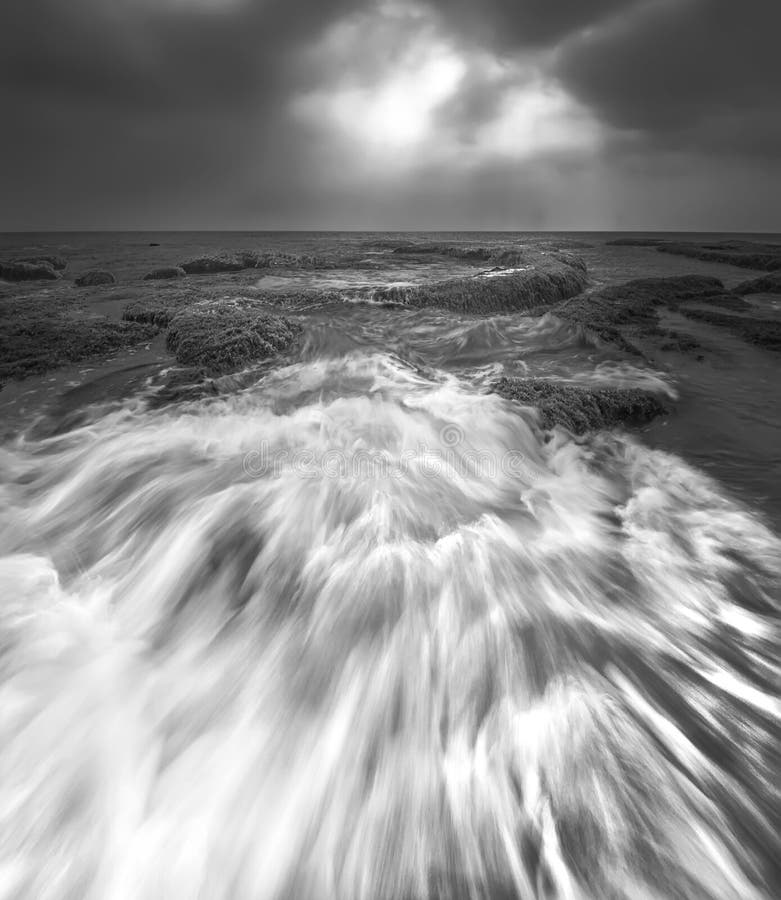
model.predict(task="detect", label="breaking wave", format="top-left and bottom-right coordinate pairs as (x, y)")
top-left (0, 350), bottom-right (779, 899)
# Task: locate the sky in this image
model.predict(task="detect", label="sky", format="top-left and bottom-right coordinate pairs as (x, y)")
top-left (2, 0), bottom-right (780, 231)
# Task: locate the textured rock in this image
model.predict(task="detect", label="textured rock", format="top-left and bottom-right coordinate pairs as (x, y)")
top-left (492, 377), bottom-right (667, 434)
top-left (144, 266), bottom-right (187, 281)
top-left (656, 240), bottom-right (781, 271)
top-left (605, 238), bottom-right (668, 247)
top-left (373, 253), bottom-right (588, 314)
top-left (734, 273), bottom-right (781, 295)
top-left (0, 260), bottom-right (61, 281)
top-left (553, 275), bottom-right (742, 353)
top-left (13, 254), bottom-right (68, 271)
top-left (0, 295), bottom-right (156, 382)
top-left (75, 270), bottom-right (116, 286)
top-left (166, 304), bottom-right (301, 375)
top-left (678, 309), bottom-right (781, 352)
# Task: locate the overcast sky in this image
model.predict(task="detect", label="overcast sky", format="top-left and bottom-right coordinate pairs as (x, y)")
top-left (2, 0), bottom-right (780, 230)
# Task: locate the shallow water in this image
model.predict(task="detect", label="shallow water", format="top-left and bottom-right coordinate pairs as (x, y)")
top-left (0, 232), bottom-right (780, 899)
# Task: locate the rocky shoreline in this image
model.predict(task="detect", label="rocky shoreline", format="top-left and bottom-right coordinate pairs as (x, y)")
top-left (2, 237), bottom-right (780, 437)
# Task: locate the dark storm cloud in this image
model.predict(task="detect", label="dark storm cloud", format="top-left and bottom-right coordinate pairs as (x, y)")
top-left (424, 0), bottom-right (634, 51)
top-left (555, 0), bottom-right (781, 155)
top-left (0, 0), bottom-right (367, 227)
top-left (0, 0), bottom-right (361, 109)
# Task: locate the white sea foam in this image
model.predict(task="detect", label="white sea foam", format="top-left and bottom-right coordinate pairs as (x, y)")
top-left (0, 353), bottom-right (778, 898)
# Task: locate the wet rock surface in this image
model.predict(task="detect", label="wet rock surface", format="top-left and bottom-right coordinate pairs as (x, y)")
top-left (492, 377), bottom-right (667, 434)
top-left (552, 275), bottom-right (748, 355)
top-left (607, 237), bottom-right (781, 271)
top-left (165, 303), bottom-right (301, 375)
top-left (373, 251), bottom-right (587, 313)
top-left (0, 260), bottom-right (62, 281)
top-left (734, 273), bottom-right (781, 294)
top-left (144, 266), bottom-right (187, 281)
top-left (75, 270), bottom-right (116, 286)
top-left (0, 294), bottom-right (156, 383)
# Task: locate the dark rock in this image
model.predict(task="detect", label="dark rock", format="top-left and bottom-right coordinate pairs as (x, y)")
top-left (75, 270), bottom-right (116, 286)
top-left (180, 251), bottom-right (329, 274)
top-left (492, 377), bottom-right (667, 434)
top-left (656, 240), bottom-right (781, 271)
top-left (180, 254), bottom-right (248, 275)
top-left (144, 266), bottom-right (187, 281)
top-left (374, 253), bottom-right (588, 314)
top-left (165, 303), bottom-right (301, 375)
top-left (0, 294), bottom-right (156, 381)
top-left (149, 242), bottom-right (160, 247)
top-left (553, 275), bottom-right (741, 354)
top-left (0, 260), bottom-right (61, 281)
top-left (13, 254), bottom-right (68, 271)
top-left (605, 238), bottom-right (668, 247)
top-left (678, 309), bottom-right (781, 352)
top-left (734, 273), bottom-right (781, 295)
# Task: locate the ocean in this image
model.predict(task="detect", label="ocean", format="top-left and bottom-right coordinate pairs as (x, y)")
top-left (0, 231), bottom-right (780, 898)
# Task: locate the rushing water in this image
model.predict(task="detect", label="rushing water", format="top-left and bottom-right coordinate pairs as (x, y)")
top-left (1, 233), bottom-right (780, 899)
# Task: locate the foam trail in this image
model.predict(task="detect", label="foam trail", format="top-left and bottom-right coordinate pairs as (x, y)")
top-left (0, 352), bottom-right (779, 899)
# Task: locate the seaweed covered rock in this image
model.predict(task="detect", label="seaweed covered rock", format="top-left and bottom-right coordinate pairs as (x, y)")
top-left (144, 266), bottom-right (187, 281)
top-left (75, 270), bottom-right (116, 286)
top-left (553, 275), bottom-right (742, 352)
top-left (656, 240), bottom-right (781, 271)
top-left (166, 304), bottom-right (301, 375)
top-left (179, 251), bottom-right (329, 275)
top-left (13, 254), bottom-right (68, 271)
top-left (734, 273), bottom-right (781, 295)
top-left (678, 309), bottom-right (781, 352)
top-left (492, 377), bottom-right (667, 434)
top-left (0, 260), bottom-right (61, 281)
top-left (0, 294), bottom-right (156, 381)
top-left (605, 238), bottom-right (668, 247)
top-left (374, 254), bottom-right (587, 314)
top-left (180, 254), bottom-right (249, 275)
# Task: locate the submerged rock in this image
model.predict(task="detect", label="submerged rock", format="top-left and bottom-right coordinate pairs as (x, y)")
top-left (144, 266), bottom-right (187, 281)
top-left (0, 260), bottom-right (61, 281)
top-left (492, 377), bottom-right (667, 434)
top-left (166, 304), bottom-right (301, 375)
top-left (75, 270), bottom-right (116, 286)
top-left (734, 273), bottom-right (781, 294)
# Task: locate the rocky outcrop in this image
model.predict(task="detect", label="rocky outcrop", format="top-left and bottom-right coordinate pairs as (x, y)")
top-left (552, 275), bottom-right (744, 353)
top-left (0, 260), bottom-right (61, 281)
top-left (492, 377), bottom-right (667, 434)
top-left (734, 273), bottom-right (781, 294)
top-left (606, 238), bottom-right (781, 272)
top-left (656, 240), bottom-right (781, 271)
top-left (373, 253), bottom-right (588, 314)
top-left (144, 266), bottom-right (187, 281)
top-left (165, 304), bottom-right (301, 375)
top-left (13, 254), bottom-right (68, 271)
top-left (75, 270), bottom-right (116, 286)
top-left (678, 309), bottom-right (781, 352)
top-left (180, 254), bottom-right (249, 275)
top-left (0, 294), bottom-right (156, 382)
top-left (179, 251), bottom-right (330, 275)
top-left (605, 238), bottom-right (667, 247)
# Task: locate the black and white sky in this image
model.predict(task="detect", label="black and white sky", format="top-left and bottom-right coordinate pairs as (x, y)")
top-left (2, 0), bottom-right (780, 230)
